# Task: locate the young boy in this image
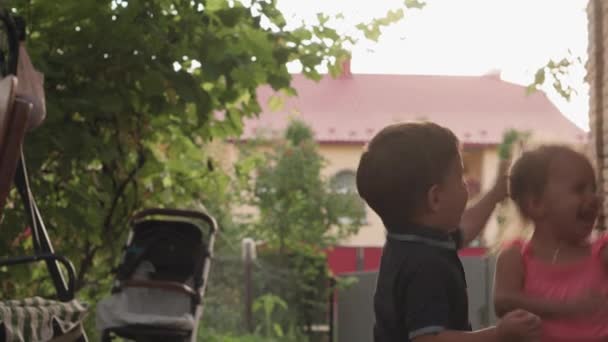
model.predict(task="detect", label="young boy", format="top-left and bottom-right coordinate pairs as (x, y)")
top-left (356, 122), bottom-right (540, 342)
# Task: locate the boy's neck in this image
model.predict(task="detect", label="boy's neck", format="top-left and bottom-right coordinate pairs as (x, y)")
top-left (410, 214), bottom-right (453, 233)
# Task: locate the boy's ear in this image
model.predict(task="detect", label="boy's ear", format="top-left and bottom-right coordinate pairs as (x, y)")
top-left (427, 184), bottom-right (442, 213)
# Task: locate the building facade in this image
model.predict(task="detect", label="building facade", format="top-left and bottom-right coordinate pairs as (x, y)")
top-left (238, 64), bottom-right (585, 247)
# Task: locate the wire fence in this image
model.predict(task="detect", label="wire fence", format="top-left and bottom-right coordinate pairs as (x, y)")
top-left (201, 244), bottom-right (333, 341)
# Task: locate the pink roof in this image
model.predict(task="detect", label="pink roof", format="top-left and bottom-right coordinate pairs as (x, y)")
top-left (241, 73), bottom-right (586, 145)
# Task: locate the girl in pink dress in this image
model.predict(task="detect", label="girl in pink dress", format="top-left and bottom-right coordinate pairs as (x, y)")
top-left (494, 145), bottom-right (608, 342)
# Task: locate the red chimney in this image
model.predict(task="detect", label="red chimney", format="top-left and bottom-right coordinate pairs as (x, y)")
top-left (483, 68), bottom-right (501, 80)
top-left (340, 57), bottom-right (352, 78)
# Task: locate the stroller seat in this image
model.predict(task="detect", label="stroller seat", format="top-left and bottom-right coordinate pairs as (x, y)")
top-left (96, 261), bottom-right (196, 331)
top-left (98, 208), bottom-right (217, 342)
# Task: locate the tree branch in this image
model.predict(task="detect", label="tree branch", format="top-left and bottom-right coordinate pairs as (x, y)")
top-left (75, 241), bottom-right (99, 292)
top-left (102, 149), bottom-right (146, 235)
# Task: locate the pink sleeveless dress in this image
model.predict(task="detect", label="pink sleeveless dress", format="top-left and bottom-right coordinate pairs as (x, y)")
top-left (511, 236), bottom-right (608, 342)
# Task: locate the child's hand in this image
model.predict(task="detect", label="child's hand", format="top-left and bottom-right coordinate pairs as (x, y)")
top-left (566, 291), bottom-right (608, 316)
top-left (496, 309), bottom-right (541, 342)
top-left (490, 158), bottom-right (510, 203)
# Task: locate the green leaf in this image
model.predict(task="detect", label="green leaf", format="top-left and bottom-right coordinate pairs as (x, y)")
top-left (316, 13), bottom-right (329, 25)
top-left (267, 73), bottom-right (292, 91)
top-left (216, 7), bottom-right (248, 27)
top-left (291, 27), bottom-right (313, 41)
top-left (205, 0), bottom-right (227, 12)
top-left (99, 94), bottom-right (124, 113)
top-left (267, 94), bottom-right (284, 112)
top-left (141, 72), bottom-right (166, 97)
top-left (533, 68), bottom-right (545, 86)
top-left (385, 9), bottom-right (405, 23)
top-left (404, 0), bottom-right (426, 9)
top-left (498, 129), bottom-right (519, 160)
top-left (526, 84), bottom-right (537, 95)
top-left (273, 323), bottom-right (284, 337)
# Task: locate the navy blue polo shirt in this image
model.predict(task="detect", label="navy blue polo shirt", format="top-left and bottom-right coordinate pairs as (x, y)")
top-left (373, 223), bottom-right (471, 342)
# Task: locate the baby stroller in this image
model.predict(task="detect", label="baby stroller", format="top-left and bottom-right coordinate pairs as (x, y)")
top-left (98, 208), bottom-right (218, 342)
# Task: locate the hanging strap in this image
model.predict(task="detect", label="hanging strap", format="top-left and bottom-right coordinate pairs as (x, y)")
top-left (14, 150), bottom-right (72, 301)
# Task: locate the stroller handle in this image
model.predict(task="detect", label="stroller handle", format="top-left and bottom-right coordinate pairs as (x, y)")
top-left (130, 208), bottom-right (218, 233)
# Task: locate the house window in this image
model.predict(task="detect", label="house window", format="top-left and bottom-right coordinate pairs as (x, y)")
top-left (330, 170), bottom-right (357, 194)
top-left (330, 170), bottom-right (367, 225)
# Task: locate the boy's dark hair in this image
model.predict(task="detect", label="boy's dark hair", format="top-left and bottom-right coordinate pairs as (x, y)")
top-left (356, 122), bottom-right (460, 228)
top-left (509, 145), bottom-right (592, 218)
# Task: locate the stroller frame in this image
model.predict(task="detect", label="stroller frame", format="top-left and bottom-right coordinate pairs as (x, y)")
top-left (100, 208), bottom-right (218, 342)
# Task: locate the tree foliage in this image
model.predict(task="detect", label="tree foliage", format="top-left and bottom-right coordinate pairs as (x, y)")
top-left (0, 0), bottom-right (420, 337)
top-left (238, 120), bottom-right (365, 337)
top-left (529, 52), bottom-right (582, 101)
top-left (250, 120), bottom-right (365, 251)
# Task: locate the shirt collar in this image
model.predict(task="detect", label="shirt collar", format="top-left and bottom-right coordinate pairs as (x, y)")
top-left (385, 222), bottom-right (459, 250)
